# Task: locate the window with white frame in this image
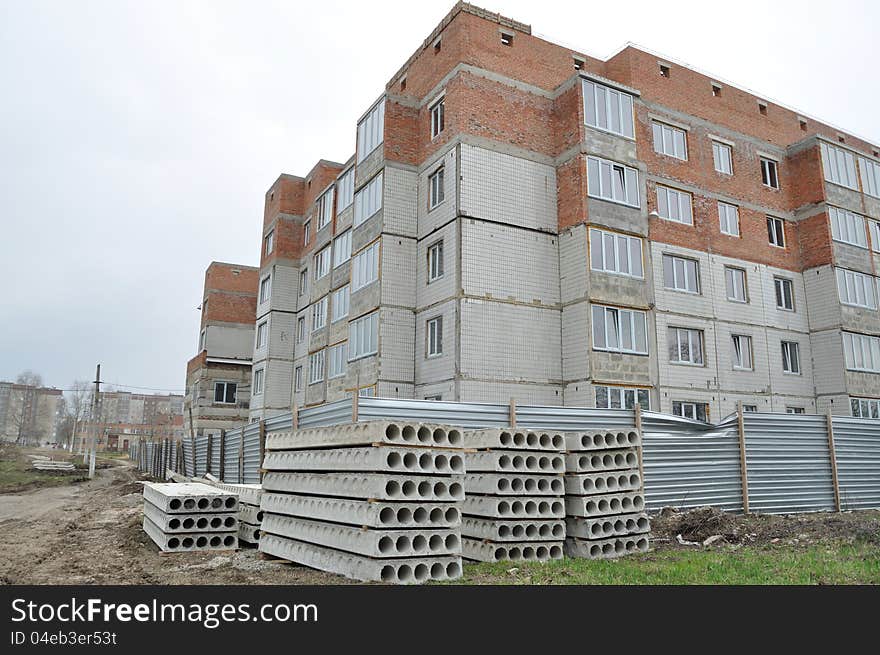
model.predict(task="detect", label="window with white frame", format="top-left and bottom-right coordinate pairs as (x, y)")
top-left (760, 157), bottom-right (779, 189)
top-left (836, 268), bottom-right (878, 309)
top-left (199, 329), bottom-right (206, 352)
top-left (213, 381), bottom-right (237, 404)
top-left (264, 230), bottom-right (274, 256)
top-left (427, 316), bottom-right (443, 357)
top-left (354, 172), bottom-right (383, 227)
top-left (252, 368), bottom-right (264, 395)
top-left (586, 156), bottom-right (639, 207)
top-left (358, 386), bottom-right (376, 398)
top-left (663, 254), bottom-right (700, 293)
top-left (425, 395), bottom-right (442, 401)
top-left (843, 332), bottom-right (880, 373)
top-left (333, 230), bottom-right (352, 268)
top-left (429, 167), bottom-right (445, 209)
top-left (352, 242), bottom-right (379, 291)
top-left (357, 98), bottom-right (385, 163)
top-left (427, 241), bottom-right (444, 282)
top-left (259, 275), bottom-right (271, 303)
top-left (297, 316), bottom-right (306, 343)
top-left (673, 401), bottom-right (708, 422)
top-left (725, 266), bottom-right (748, 303)
top-left (314, 246), bottom-right (330, 280)
top-left (311, 297), bottom-right (327, 331)
top-left (581, 79), bottom-right (635, 138)
top-left (820, 142), bottom-right (858, 189)
top-left (255, 321), bottom-right (267, 349)
top-left (718, 201), bottom-right (740, 236)
top-left (589, 228), bottom-right (643, 278)
top-left (294, 366), bottom-right (303, 393)
top-left (328, 342), bottom-right (348, 379)
top-left (308, 350), bottom-right (325, 384)
top-left (767, 216), bottom-right (785, 247)
top-left (337, 168), bottom-right (354, 211)
top-left (829, 206), bottom-right (867, 248)
top-left (859, 157), bottom-right (880, 198)
top-left (652, 121), bottom-right (687, 159)
top-left (669, 327), bottom-right (704, 365)
top-left (299, 269), bottom-right (308, 296)
top-left (851, 397), bottom-right (880, 419)
top-left (781, 340), bottom-right (801, 374)
top-left (349, 312), bottom-right (378, 359)
top-left (712, 141), bottom-right (733, 174)
top-left (774, 276), bottom-right (795, 311)
top-left (591, 305), bottom-right (648, 355)
top-left (332, 285), bottom-right (350, 322)
top-left (594, 385), bottom-right (650, 410)
top-left (871, 221), bottom-right (880, 253)
top-left (430, 98), bottom-right (445, 138)
top-left (786, 407), bottom-right (805, 414)
top-left (317, 187), bottom-right (334, 231)
top-left (303, 220), bottom-right (311, 246)
top-left (732, 334), bottom-right (753, 370)
top-left (656, 185), bottom-right (693, 224)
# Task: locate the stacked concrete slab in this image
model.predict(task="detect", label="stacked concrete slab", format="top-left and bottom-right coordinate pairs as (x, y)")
top-left (206, 482), bottom-right (264, 546)
top-left (142, 482), bottom-right (239, 552)
top-left (460, 429), bottom-right (566, 563)
top-left (562, 429), bottom-right (650, 559)
top-left (258, 421), bottom-right (465, 583)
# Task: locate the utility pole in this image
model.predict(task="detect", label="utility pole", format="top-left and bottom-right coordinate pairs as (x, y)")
top-left (88, 364), bottom-right (101, 479)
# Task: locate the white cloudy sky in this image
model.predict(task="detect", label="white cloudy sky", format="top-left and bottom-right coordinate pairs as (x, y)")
top-left (1, 0), bottom-right (877, 392)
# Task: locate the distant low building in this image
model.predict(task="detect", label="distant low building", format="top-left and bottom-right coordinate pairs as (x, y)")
top-left (78, 391), bottom-right (185, 452)
top-left (184, 261), bottom-right (259, 437)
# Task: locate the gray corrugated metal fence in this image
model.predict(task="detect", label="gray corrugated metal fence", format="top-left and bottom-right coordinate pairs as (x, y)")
top-left (833, 417), bottom-right (880, 510)
top-left (130, 398), bottom-right (880, 515)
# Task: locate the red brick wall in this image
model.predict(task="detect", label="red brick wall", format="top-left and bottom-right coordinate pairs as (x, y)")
top-left (204, 262), bottom-right (259, 296)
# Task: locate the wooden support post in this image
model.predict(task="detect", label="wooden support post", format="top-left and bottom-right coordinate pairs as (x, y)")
top-left (292, 404), bottom-right (299, 431)
top-left (352, 392), bottom-right (359, 423)
top-left (218, 429), bottom-right (226, 482)
top-left (736, 401), bottom-right (750, 515)
top-left (238, 428), bottom-right (245, 483)
top-left (634, 403), bottom-right (645, 493)
top-left (258, 420), bottom-right (266, 482)
top-left (826, 409), bottom-right (842, 512)
top-left (508, 398), bottom-right (517, 428)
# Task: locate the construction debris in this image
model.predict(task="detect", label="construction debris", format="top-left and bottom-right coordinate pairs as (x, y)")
top-left (563, 429), bottom-right (651, 559)
top-left (142, 482), bottom-right (239, 552)
top-left (460, 429), bottom-right (566, 563)
top-left (258, 421), bottom-right (465, 583)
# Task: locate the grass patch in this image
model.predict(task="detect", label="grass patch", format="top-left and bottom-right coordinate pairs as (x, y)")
top-left (449, 542), bottom-right (880, 585)
top-left (0, 445), bottom-right (87, 494)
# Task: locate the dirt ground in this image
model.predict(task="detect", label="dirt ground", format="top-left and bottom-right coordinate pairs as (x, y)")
top-left (0, 455), bottom-right (351, 585)
top-left (1, 450), bottom-right (878, 585)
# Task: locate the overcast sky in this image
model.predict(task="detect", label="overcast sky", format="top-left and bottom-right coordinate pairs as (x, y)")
top-left (1, 0), bottom-right (877, 393)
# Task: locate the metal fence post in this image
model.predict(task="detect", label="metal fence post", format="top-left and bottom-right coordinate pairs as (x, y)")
top-left (508, 398), bottom-right (517, 428)
top-left (737, 401), bottom-right (750, 514)
top-left (634, 403), bottom-right (645, 494)
top-left (826, 409), bottom-right (842, 512)
top-left (206, 433), bottom-right (213, 475)
top-left (238, 428), bottom-right (245, 483)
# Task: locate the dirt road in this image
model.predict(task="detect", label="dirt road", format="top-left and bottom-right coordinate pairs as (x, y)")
top-left (0, 459), bottom-right (347, 585)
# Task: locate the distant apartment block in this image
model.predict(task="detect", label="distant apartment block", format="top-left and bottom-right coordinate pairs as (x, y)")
top-left (247, 2), bottom-right (880, 423)
top-left (79, 391), bottom-right (185, 451)
top-left (184, 261), bottom-right (259, 436)
top-left (0, 382), bottom-right (63, 444)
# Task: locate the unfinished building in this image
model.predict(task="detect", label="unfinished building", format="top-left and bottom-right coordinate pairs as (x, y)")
top-left (247, 2), bottom-right (880, 423)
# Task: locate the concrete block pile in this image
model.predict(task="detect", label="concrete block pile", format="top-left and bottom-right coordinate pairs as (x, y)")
top-left (460, 429), bottom-right (566, 563)
top-left (258, 421), bottom-right (465, 583)
top-left (142, 482), bottom-right (239, 552)
top-left (207, 482), bottom-right (264, 546)
top-left (562, 429), bottom-right (650, 559)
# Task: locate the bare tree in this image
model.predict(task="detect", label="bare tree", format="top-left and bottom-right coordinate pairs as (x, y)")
top-left (64, 380), bottom-right (91, 450)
